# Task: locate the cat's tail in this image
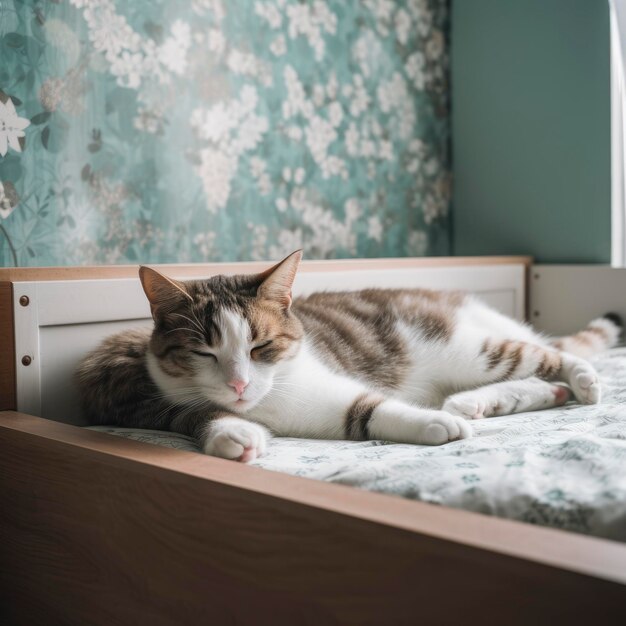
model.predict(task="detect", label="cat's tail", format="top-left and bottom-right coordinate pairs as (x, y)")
top-left (550, 313), bottom-right (623, 358)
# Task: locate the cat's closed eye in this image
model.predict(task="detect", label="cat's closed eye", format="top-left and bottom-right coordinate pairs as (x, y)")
top-left (251, 340), bottom-right (273, 355)
top-left (191, 350), bottom-right (217, 361)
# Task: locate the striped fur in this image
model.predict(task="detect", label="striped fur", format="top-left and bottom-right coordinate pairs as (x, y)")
top-left (76, 252), bottom-right (622, 462)
top-left (345, 393), bottom-right (384, 440)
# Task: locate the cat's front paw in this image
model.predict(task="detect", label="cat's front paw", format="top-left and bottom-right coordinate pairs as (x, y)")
top-left (203, 417), bottom-right (269, 462)
top-left (418, 411), bottom-right (473, 445)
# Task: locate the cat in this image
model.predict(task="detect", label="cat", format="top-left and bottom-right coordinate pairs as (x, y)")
top-left (76, 250), bottom-right (622, 462)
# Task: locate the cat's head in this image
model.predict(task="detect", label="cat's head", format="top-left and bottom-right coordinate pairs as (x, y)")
top-left (139, 250), bottom-right (304, 413)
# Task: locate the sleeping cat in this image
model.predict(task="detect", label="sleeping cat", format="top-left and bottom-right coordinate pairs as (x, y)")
top-left (76, 251), bottom-right (622, 462)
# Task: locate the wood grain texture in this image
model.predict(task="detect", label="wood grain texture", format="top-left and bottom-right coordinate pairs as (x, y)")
top-left (0, 283), bottom-right (15, 411)
top-left (0, 256), bottom-right (533, 282)
top-left (1, 412), bottom-right (624, 626)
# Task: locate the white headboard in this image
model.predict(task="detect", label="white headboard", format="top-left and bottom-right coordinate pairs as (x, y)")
top-left (10, 261), bottom-right (527, 425)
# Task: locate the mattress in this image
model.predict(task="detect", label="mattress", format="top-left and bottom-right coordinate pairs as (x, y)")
top-left (90, 348), bottom-right (626, 541)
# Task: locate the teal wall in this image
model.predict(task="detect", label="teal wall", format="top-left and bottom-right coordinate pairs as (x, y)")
top-left (452, 0), bottom-right (611, 263)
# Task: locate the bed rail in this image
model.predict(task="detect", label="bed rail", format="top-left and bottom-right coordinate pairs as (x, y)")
top-left (1, 411), bottom-right (625, 625)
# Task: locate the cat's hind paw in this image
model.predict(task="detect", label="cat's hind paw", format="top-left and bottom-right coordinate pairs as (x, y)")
top-left (568, 361), bottom-right (602, 405)
top-left (203, 417), bottom-right (269, 462)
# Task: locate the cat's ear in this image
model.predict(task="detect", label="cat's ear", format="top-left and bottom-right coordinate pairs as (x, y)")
top-left (256, 249), bottom-right (302, 309)
top-left (139, 266), bottom-right (192, 317)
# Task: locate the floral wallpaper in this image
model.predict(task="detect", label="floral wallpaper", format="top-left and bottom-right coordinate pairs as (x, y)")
top-left (0, 0), bottom-right (450, 267)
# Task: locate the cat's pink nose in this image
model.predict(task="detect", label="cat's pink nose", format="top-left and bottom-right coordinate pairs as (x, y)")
top-left (228, 379), bottom-right (248, 397)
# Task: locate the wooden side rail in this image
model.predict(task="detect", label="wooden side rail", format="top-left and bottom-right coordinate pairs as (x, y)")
top-left (1, 412), bottom-right (625, 625)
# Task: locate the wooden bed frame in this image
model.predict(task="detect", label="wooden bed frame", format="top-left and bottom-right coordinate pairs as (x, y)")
top-left (1, 256), bottom-right (625, 625)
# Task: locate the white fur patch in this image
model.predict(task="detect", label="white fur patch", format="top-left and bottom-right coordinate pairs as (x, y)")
top-left (218, 309), bottom-right (251, 352)
top-left (215, 309), bottom-right (252, 385)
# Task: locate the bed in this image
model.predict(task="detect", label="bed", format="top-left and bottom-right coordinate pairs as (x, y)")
top-left (1, 257), bottom-right (626, 625)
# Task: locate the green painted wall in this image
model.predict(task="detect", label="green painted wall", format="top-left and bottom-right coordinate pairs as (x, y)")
top-left (451, 0), bottom-right (611, 263)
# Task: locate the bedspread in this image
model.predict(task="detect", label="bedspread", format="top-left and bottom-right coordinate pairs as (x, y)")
top-left (90, 348), bottom-right (626, 541)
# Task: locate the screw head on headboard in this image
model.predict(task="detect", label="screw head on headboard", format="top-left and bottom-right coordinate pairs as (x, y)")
top-left (19, 295), bottom-right (29, 306)
top-left (21, 355), bottom-right (32, 366)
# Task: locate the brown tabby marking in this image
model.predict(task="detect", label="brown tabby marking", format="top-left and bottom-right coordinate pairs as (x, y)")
top-left (247, 300), bottom-right (304, 363)
top-left (482, 339), bottom-right (564, 382)
top-left (551, 323), bottom-right (612, 354)
top-left (485, 342), bottom-right (507, 369)
top-left (345, 393), bottom-right (384, 440)
top-left (293, 288), bottom-right (465, 388)
top-left (503, 344), bottom-right (524, 378)
top-left (536, 351), bottom-right (562, 379)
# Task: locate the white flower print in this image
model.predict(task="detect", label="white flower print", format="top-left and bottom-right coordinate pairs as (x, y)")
top-left (192, 0), bottom-right (225, 21)
top-left (269, 35), bottom-right (287, 56)
top-left (326, 72), bottom-right (338, 99)
top-left (294, 167), bottom-right (306, 184)
top-left (352, 31), bottom-right (382, 79)
top-left (0, 98), bottom-right (30, 157)
top-left (249, 156), bottom-right (271, 195)
top-left (248, 223), bottom-right (269, 261)
top-left (344, 198), bottom-right (361, 221)
top-left (109, 50), bottom-right (143, 89)
top-left (193, 232), bottom-right (217, 260)
top-left (286, 1), bottom-right (337, 61)
top-left (379, 140), bottom-right (394, 161)
top-left (282, 65), bottom-right (313, 120)
top-left (394, 8), bottom-right (412, 46)
top-left (0, 181), bottom-right (18, 219)
top-left (327, 101), bottom-right (343, 128)
top-left (207, 29), bottom-right (226, 56)
top-left (312, 84), bottom-right (326, 108)
top-left (367, 215), bottom-right (383, 242)
top-left (158, 20), bottom-right (191, 75)
top-left (408, 230), bottom-right (428, 255)
top-left (286, 126), bottom-right (303, 141)
top-left (305, 115), bottom-right (336, 166)
top-left (405, 51), bottom-right (425, 91)
top-left (345, 122), bottom-right (360, 157)
top-left (349, 75), bottom-right (370, 118)
top-left (196, 148), bottom-right (237, 213)
top-left (269, 228), bottom-right (304, 260)
top-left (255, 2), bottom-right (283, 29)
top-left (249, 156), bottom-right (267, 178)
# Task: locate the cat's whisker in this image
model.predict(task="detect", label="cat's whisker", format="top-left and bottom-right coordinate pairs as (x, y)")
top-left (266, 389), bottom-right (309, 409)
top-left (150, 391), bottom-right (204, 403)
top-left (170, 312), bottom-right (206, 334)
top-left (190, 310), bottom-right (207, 334)
top-left (152, 397), bottom-right (212, 429)
top-left (164, 327), bottom-right (206, 339)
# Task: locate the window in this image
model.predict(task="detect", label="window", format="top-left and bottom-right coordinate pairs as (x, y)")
top-left (611, 0), bottom-right (626, 265)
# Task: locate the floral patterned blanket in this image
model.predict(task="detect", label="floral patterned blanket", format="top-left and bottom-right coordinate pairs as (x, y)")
top-left (90, 348), bottom-right (626, 541)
